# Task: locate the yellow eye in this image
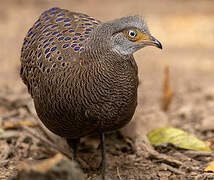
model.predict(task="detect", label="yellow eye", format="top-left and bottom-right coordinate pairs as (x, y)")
top-left (123, 28), bottom-right (143, 42)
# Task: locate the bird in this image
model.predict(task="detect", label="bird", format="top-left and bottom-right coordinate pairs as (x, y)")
top-left (20, 7), bottom-right (162, 179)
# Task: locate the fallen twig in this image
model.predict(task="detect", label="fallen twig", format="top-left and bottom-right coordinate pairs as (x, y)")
top-left (22, 125), bottom-right (73, 160)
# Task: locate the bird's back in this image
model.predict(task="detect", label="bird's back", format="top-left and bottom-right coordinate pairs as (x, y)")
top-left (20, 7), bottom-right (100, 96)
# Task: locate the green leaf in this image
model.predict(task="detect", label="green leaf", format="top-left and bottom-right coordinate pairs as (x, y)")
top-left (147, 127), bottom-right (211, 152)
top-left (0, 128), bottom-right (3, 135)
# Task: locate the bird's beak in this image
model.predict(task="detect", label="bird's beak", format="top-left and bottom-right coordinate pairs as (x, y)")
top-left (138, 35), bottom-right (162, 49)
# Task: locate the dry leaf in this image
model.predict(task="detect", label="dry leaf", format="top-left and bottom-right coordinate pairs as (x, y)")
top-left (0, 120), bottom-right (38, 129)
top-left (205, 161), bottom-right (214, 172)
top-left (162, 66), bottom-right (173, 111)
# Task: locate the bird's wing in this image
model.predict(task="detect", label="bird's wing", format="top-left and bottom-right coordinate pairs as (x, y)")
top-left (20, 7), bottom-right (101, 76)
top-left (20, 7), bottom-right (101, 95)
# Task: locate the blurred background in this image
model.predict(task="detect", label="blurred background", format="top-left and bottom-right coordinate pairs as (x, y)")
top-left (1, 0), bottom-right (214, 89)
top-left (0, 0), bottom-right (213, 85)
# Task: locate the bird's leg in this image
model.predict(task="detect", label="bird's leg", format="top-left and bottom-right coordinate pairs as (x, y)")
top-left (100, 133), bottom-right (106, 180)
top-left (66, 138), bottom-right (80, 161)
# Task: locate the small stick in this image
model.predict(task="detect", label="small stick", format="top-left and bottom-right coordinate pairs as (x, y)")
top-left (161, 163), bottom-right (185, 175)
top-left (117, 167), bottom-right (122, 180)
top-left (22, 125), bottom-right (73, 160)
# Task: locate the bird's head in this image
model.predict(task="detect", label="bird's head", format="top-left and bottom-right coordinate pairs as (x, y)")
top-left (107, 15), bottom-right (162, 56)
top-left (83, 15), bottom-right (162, 58)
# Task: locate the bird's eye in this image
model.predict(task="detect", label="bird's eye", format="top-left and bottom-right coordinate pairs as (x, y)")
top-left (128, 30), bottom-right (137, 38)
top-left (123, 28), bottom-right (143, 42)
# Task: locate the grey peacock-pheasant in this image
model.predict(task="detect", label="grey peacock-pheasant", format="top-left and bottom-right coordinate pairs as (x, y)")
top-left (20, 7), bottom-right (162, 179)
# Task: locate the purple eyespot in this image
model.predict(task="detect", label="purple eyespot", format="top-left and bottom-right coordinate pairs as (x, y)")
top-left (46, 53), bottom-right (51, 58)
top-left (63, 44), bottom-right (69, 48)
top-left (51, 47), bottom-right (57, 51)
top-left (65, 37), bottom-right (71, 41)
top-left (64, 19), bottom-right (70, 22)
top-left (64, 24), bottom-right (71, 27)
top-left (56, 18), bottom-right (63, 22)
top-left (45, 48), bottom-right (50, 54)
top-left (74, 47), bottom-right (80, 51)
top-left (58, 37), bottom-right (64, 41)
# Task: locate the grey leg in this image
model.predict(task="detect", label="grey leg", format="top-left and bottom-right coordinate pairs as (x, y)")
top-left (66, 138), bottom-right (80, 161)
top-left (100, 133), bottom-right (106, 180)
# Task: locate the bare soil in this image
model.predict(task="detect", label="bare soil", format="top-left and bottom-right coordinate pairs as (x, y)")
top-left (1, 0), bottom-right (214, 179)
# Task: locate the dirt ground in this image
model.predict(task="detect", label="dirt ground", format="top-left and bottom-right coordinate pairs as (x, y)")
top-left (1, 0), bottom-right (214, 179)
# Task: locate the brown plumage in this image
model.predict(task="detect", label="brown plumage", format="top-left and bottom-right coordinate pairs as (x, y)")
top-left (20, 7), bottom-right (162, 179)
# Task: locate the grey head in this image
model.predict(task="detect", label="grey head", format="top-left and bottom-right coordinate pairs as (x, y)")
top-left (83, 15), bottom-right (162, 57)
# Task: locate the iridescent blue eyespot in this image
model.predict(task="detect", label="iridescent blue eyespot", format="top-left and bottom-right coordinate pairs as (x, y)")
top-left (46, 53), bottom-right (51, 58)
top-left (56, 18), bottom-right (63, 22)
top-left (52, 42), bottom-right (55, 45)
top-left (49, 38), bottom-right (54, 42)
top-left (69, 30), bottom-right (74, 33)
top-left (43, 39), bottom-right (49, 44)
top-left (64, 19), bottom-right (70, 22)
top-left (85, 35), bottom-right (89, 38)
top-left (86, 28), bottom-right (92, 31)
top-left (45, 48), bottom-right (50, 54)
top-left (53, 63), bottom-right (56, 68)
top-left (43, 29), bottom-right (49, 34)
top-left (79, 38), bottom-right (84, 41)
top-left (45, 24), bottom-right (51, 28)
top-left (73, 37), bottom-right (77, 40)
top-left (41, 11), bottom-right (47, 16)
top-left (63, 44), bottom-right (69, 48)
top-left (64, 24), bottom-right (71, 27)
top-left (46, 32), bottom-right (51, 36)
top-left (50, 12), bottom-right (56, 15)
top-left (58, 37), bottom-right (64, 41)
top-left (57, 33), bottom-right (62, 37)
top-left (65, 37), bottom-right (71, 41)
top-left (85, 23), bottom-right (92, 25)
top-left (51, 25), bottom-right (58, 29)
top-left (85, 31), bottom-right (90, 34)
top-left (93, 22), bottom-right (99, 25)
top-left (83, 19), bottom-right (89, 22)
top-left (49, 8), bottom-right (58, 11)
top-left (43, 43), bottom-right (49, 48)
top-left (43, 14), bottom-right (48, 18)
top-left (51, 47), bottom-right (57, 51)
top-left (52, 32), bottom-right (58, 35)
top-left (74, 47), bottom-right (80, 51)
